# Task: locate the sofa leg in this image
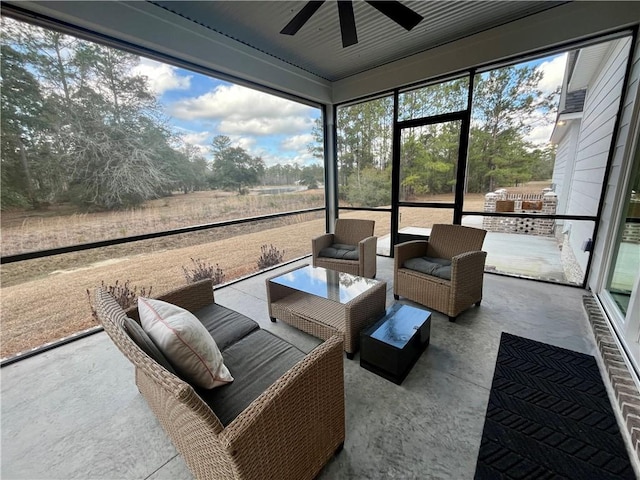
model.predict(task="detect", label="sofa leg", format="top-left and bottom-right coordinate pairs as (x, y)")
top-left (270, 317), bottom-right (277, 322)
top-left (346, 352), bottom-right (354, 360)
top-left (393, 294), bottom-right (399, 300)
top-left (335, 442), bottom-right (344, 455)
top-left (448, 316), bottom-right (456, 322)
top-left (475, 300), bottom-right (482, 307)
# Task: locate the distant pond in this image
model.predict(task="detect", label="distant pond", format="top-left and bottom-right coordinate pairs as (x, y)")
top-left (250, 186), bottom-right (307, 195)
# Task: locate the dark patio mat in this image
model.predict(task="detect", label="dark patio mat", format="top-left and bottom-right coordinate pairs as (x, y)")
top-left (474, 332), bottom-right (635, 479)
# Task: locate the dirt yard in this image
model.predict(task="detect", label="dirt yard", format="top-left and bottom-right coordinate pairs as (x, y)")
top-left (0, 182), bottom-right (550, 358)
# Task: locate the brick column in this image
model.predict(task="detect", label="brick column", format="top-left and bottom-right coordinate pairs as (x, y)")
top-left (483, 193), bottom-right (497, 231)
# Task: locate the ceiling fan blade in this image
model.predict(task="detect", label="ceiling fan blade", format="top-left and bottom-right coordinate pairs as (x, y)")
top-left (365, 1), bottom-right (423, 31)
top-left (280, 1), bottom-right (325, 35)
top-left (337, 0), bottom-right (358, 47)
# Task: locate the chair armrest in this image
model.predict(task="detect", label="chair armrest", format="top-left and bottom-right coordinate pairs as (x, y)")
top-left (312, 233), bottom-right (334, 264)
top-left (222, 335), bottom-right (345, 477)
top-left (394, 240), bottom-right (428, 268)
top-left (450, 251), bottom-right (487, 283)
top-left (358, 235), bottom-right (377, 248)
top-left (127, 279), bottom-right (214, 321)
top-left (359, 236), bottom-right (377, 278)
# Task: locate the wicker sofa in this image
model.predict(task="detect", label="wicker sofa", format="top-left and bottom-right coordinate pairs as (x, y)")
top-left (95, 279), bottom-right (345, 480)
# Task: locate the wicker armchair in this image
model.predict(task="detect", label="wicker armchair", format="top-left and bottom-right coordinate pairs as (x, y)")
top-left (394, 224), bottom-right (487, 321)
top-left (95, 280), bottom-right (345, 480)
top-left (312, 218), bottom-right (377, 278)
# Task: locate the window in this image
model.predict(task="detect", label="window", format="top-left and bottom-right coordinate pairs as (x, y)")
top-left (336, 96), bottom-right (393, 208)
top-left (0, 16), bottom-right (324, 359)
top-left (398, 77), bottom-right (469, 121)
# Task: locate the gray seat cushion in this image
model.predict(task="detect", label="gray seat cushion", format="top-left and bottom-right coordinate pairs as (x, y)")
top-left (404, 256), bottom-right (452, 280)
top-left (194, 303), bottom-right (260, 351)
top-left (319, 243), bottom-right (359, 260)
top-left (196, 329), bottom-right (306, 426)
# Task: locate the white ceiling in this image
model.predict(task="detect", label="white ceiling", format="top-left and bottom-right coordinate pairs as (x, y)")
top-left (153, 1), bottom-right (566, 82)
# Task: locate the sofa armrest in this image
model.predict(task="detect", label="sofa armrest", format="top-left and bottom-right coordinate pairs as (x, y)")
top-left (222, 335), bottom-right (345, 478)
top-left (127, 279), bottom-right (215, 321)
top-left (312, 233), bottom-right (334, 266)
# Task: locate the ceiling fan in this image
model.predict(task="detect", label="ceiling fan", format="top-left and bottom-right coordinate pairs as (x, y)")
top-left (280, 1), bottom-right (423, 48)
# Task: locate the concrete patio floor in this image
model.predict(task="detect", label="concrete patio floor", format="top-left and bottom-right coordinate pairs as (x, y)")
top-left (0, 257), bottom-right (630, 479)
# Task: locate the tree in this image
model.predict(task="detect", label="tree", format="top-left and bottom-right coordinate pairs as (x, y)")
top-left (400, 122), bottom-right (460, 199)
top-left (469, 65), bottom-right (557, 192)
top-left (63, 43), bottom-right (174, 208)
top-left (399, 77), bottom-right (469, 120)
top-left (300, 163), bottom-right (324, 189)
top-left (328, 96), bottom-right (394, 205)
top-left (210, 135), bottom-right (265, 194)
top-left (175, 143), bottom-right (210, 193)
top-left (0, 44), bottom-right (46, 208)
top-left (308, 119), bottom-right (324, 161)
top-left (344, 167), bottom-right (391, 207)
top-left (299, 167), bottom-right (318, 189)
top-left (1, 17), bottom-right (184, 209)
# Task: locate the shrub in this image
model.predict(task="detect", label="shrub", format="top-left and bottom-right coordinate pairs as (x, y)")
top-left (86, 280), bottom-right (152, 321)
top-left (257, 244), bottom-right (285, 269)
top-left (182, 257), bottom-right (225, 285)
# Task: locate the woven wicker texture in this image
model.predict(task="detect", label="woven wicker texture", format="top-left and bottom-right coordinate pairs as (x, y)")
top-left (312, 218), bottom-right (377, 278)
top-left (96, 280), bottom-right (345, 480)
top-left (267, 266), bottom-right (387, 355)
top-left (394, 224), bottom-right (487, 319)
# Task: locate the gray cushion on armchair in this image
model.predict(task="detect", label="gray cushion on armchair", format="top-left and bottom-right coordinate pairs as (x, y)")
top-left (319, 243), bottom-right (359, 260)
top-left (404, 256), bottom-right (452, 280)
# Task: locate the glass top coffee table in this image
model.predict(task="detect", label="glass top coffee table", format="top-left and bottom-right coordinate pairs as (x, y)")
top-left (266, 265), bottom-right (387, 359)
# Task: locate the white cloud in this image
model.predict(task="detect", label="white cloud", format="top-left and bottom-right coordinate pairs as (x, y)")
top-left (169, 84), bottom-right (316, 136)
top-left (525, 124), bottom-right (554, 146)
top-left (132, 58), bottom-right (191, 95)
top-left (228, 135), bottom-right (257, 152)
top-left (536, 53), bottom-right (567, 95)
top-left (281, 134), bottom-right (314, 151)
top-left (289, 152), bottom-right (318, 166)
top-left (218, 117), bottom-right (314, 136)
top-left (182, 131), bottom-right (210, 146)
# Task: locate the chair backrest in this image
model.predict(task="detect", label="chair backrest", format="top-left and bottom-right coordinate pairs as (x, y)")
top-left (334, 218), bottom-right (375, 245)
top-left (428, 224), bottom-right (487, 259)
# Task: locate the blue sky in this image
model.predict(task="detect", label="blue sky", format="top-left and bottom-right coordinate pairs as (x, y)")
top-left (132, 59), bottom-right (322, 167)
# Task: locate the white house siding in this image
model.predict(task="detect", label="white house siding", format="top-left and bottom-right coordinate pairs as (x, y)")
top-left (591, 37), bottom-right (640, 290)
top-left (566, 38), bottom-right (633, 277)
top-left (552, 124), bottom-right (580, 215)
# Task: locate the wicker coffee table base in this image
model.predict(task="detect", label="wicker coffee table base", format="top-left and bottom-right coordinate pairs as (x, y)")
top-left (267, 269), bottom-right (387, 359)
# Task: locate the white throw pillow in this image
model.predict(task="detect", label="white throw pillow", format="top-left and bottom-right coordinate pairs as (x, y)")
top-left (138, 297), bottom-right (233, 389)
